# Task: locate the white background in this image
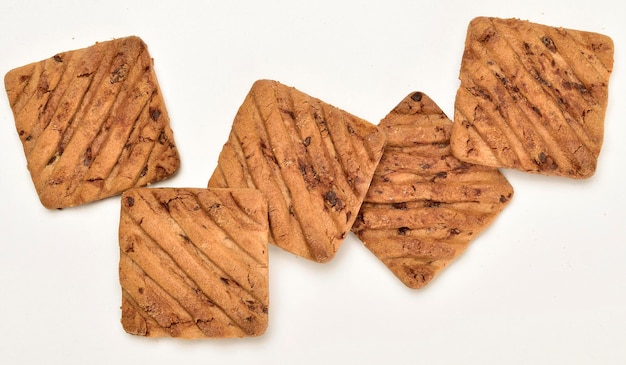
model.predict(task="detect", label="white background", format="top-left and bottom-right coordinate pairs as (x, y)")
top-left (1, 1), bottom-right (624, 364)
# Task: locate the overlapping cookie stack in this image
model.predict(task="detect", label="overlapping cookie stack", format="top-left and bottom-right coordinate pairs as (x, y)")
top-left (3, 17), bottom-right (614, 338)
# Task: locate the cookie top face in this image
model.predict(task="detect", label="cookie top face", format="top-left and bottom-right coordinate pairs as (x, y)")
top-left (451, 17), bottom-right (614, 178)
top-left (208, 79), bottom-right (386, 263)
top-left (352, 92), bottom-right (513, 289)
top-left (4, 36), bottom-right (180, 208)
top-left (119, 188), bottom-right (269, 338)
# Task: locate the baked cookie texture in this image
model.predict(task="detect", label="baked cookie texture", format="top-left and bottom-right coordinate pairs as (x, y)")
top-left (352, 92), bottom-right (513, 289)
top-left (208, 79), bottom-right (387, 263)
top-left (119, 188), bottom-right (269, 338)
top-left (451, 17), bottom-right (614, 178)
top-left (4, 36), bottom-right (180, 209)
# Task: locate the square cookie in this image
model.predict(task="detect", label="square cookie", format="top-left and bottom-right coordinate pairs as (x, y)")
top-left (119, 188), bottom-right (269, 338)
top-left (451, 17), bottom-right (614, 178)
top-left (352, 92), bottom-right (513, 289)
top-left (4, 36), bottom-right (180, 208)
top-left (208, 80), bottom-right (386, 263)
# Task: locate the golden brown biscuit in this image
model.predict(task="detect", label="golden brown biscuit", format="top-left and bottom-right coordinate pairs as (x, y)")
top-left (119, 188), bottom-right (269, 338)
top-left (4, 36), bottom-right (180, 208)
top-left (352, 92), bottom-right (513, 289)
top-left (451, 17), bottom-right (614, 178)
top-left (208, 79), bottom-right (386, 263)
